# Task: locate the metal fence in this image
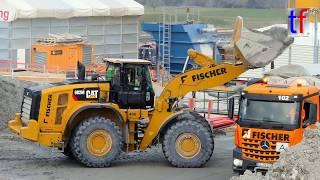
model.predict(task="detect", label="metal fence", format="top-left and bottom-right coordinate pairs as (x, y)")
top-left (0, 60), bottom-right (78, 81)
top-left (185, 89), bottom-right (240, 129)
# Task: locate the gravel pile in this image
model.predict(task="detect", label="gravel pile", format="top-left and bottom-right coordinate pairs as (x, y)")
top-left (0, 76), bottom-right (37, 130)
top-left (231, 124), bottom-right (320, 180)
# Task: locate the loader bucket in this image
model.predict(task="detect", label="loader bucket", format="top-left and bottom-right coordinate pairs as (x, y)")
top-left (232, 16), bottom-right (294, 68)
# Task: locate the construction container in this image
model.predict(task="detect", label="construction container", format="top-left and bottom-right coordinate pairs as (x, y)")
top-left (142, 23), bottom-right (222, 74)
top-left (32, 34), bottom-right (93, 72)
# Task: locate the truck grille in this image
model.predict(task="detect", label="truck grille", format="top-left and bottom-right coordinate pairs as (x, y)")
top-left (21, 95), bottom-right (32, 125)
top-left (241, 139), bottom-right (280, 163)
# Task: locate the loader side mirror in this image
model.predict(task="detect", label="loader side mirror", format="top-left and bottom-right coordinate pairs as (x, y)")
top-left (228, 97), bottom-right (235, 120)
top-left (91, 72), bottom-right (99, 81)
top-left (77, 61), bottom-right (86, 80)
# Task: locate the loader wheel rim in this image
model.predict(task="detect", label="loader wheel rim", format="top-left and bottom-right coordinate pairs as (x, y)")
top-left (175, 133), bottom-right (201, 159)
top-left (86, 130), bottom-right (112, 157)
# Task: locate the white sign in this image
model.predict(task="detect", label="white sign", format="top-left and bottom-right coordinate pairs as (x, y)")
top-left (17, 49), bottom-right (26, 69)
top-left (278, 96), bottom-right (290, 101)
top-left (242, 129), bottom-right (251, 139)
top-left (0, 9), bottom-right (15, 22)
top-left (276, 142), bottom-right (289, 152)
top-left (256, 162), bottom-right (272, 168)
top-left (86, 90), bottom-right (99, 99)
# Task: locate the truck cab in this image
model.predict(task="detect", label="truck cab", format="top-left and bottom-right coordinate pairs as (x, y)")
top-left (231, 80), bottom-right (319, 174)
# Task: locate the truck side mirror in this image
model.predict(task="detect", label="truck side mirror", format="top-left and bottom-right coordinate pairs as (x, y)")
top-left (302, 104), bottom-right (317, 128)
top-left (228, 97), bottom-right (235, 119)
top-left (302, 121), bottom-right (309, 128)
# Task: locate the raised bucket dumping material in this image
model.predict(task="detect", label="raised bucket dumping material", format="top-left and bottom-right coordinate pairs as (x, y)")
top-left (232, 17), bottom-right (294, 68)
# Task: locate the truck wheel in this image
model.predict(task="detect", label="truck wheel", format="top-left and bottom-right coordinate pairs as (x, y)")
top-left (70, 116), bottom-right (122, 167)
top-left (233, 170), bottom-right (244, 176)
top-left (162, 119), bottom-right (214, 168)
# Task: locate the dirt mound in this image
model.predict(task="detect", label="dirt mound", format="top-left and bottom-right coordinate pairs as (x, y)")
top-left (264, 64), bottom-right (311, 78)
top-left (0, 76), bottom-right (37, 130)
top-left (231, 124), bottom-right (320, 180)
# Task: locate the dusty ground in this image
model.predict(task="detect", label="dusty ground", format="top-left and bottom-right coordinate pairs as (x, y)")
top-left (0, 129), bottom-right (234, 180)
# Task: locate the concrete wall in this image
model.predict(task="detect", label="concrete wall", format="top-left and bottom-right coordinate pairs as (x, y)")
top-left (0, 16), bottom-right (140, 65)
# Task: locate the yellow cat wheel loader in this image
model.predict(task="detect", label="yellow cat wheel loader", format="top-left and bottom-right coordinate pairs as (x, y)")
top-left (8, 17), bottom-right (293, 168)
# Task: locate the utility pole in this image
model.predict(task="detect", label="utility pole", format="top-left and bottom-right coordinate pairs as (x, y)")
top-left (315, 15), bottom-right (318, 64)
top-left (287, 0), bottom-right (292, 65)
top-left (311, 8), bottom-right (319, 64)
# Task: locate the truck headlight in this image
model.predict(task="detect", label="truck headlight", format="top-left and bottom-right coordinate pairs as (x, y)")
top-left (233, 158), bottom-right (243, 167)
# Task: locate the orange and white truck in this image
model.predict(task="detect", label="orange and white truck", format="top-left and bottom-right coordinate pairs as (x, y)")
top-left (230, 66), bottom-right (320, 174)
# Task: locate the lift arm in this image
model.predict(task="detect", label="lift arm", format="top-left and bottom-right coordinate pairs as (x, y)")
top-left (140, 16), bottom-right (294, 149)
top-left (140, 52), bottom-right (248, 149)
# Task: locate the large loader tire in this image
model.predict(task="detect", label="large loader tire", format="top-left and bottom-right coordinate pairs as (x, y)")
top-left (162, 119), bottom-right (214, 168)
top-left (70, 116), bottom-right (122, 167)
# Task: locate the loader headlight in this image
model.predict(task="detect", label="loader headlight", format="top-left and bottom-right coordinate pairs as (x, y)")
top-left (233, 158), bottom-right (243, 167)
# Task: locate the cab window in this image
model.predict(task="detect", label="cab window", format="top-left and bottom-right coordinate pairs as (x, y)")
top-left (106, 63), bottom-right (120, 82)
top-left (124, 65), bottom-right (143, 91)
top-left (144, 66), bottom-right (153, 91)
top-left (302, 102), bottom-right (317, 123)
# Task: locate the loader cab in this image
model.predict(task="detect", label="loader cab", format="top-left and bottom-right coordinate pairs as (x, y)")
top-left (105, 59), bottom-right (155, 109)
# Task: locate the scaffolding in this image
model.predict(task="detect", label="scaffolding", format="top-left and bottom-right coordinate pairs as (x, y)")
top-left (154, 7), bottom-right (203, 83)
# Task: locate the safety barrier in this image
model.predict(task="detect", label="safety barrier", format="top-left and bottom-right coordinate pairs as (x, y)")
top-left (187, 89), bottom-right (240, 129)
top-left (0, 60), bottom-right (78, 82)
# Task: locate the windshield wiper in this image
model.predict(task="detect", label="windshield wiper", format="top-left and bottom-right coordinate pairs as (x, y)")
top-left (241, 119), bottom-right (263, 127)
top-left (241, 117), bottom-right (289, 129)
top-left (262, 119), bottom-right (285, 128)
top-left (242, 118), bottom-right (285, 127)
top-left (262, 118), bottom-right (282, 124)
top-left (262, 117), bottom-right (283, 124)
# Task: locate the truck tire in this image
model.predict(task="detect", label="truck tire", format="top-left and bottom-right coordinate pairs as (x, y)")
top-left (70, 116), bottom-right (122, 167)
top-left (162, 119), bottom-right (214, 168)
top-left (233, 170), bottom-right (244, 176)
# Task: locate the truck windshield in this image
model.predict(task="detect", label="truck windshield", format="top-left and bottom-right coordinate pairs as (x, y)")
top-left (239, 99), bottom-right (300, 126)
